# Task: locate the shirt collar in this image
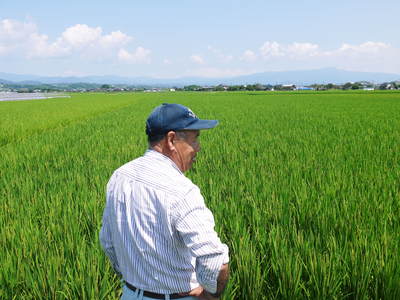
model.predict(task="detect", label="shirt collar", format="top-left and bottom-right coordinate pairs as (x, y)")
top-left (144, 149), bottom-right (183, 175)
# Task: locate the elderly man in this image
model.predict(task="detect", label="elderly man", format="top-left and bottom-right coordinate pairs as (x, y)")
top-left (100, 103), bottom-right (229, 300)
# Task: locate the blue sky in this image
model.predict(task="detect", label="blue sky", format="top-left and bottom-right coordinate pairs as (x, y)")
top-left (1, 0), bottom-right (399, 78)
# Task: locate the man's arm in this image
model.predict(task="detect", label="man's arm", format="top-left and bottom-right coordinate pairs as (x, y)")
top-left (208, 263), bottom-right (229, 298)
top-left (199, 263), bottom-right (229, 299)
top-left (173, 187), bottom-right (230, 296)
top-left (99, 202), bottom-right (121, 276)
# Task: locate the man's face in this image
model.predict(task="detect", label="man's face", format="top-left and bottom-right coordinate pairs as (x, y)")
top-left (174, 130), bottom-right (200, 172)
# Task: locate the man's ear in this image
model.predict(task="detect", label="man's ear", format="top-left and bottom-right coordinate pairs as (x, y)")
top-left (166, 131), bottom-right (176, 151)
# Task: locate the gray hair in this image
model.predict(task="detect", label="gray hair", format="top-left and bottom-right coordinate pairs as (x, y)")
top-left (148, 130), bottom-right (188, 148)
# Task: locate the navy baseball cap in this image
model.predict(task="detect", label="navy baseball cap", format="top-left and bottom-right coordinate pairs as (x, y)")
top-left (146, 103), bottom-right (218, 136)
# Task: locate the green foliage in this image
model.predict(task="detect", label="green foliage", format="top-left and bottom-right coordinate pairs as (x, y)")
top-left (343, 82), bottom-right (353, 90)
top-left (183, 85), bottom-right (202, 91)
top-left (1, 91), bottom-right (400, 299)
top-left (0, 93), bottom-right (141, 147)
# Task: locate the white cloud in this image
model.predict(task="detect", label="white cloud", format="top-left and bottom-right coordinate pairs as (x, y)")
top-left (58, 25), bottom-right (131, 50)
top-left (259, 41), bottom-right (400, 73)
top-left (287, 42), bottom-right (319, 57)
top-left (2, 19), bottom-right (399, 76)
top-left (190, 54), bottom-right (205, 64)
top-left (258, 41), bottom-right (393, 60)
top-left (324, 42), bottom-right (399, 73)
top-left (61, 24), bottom-right (102, 48)
top-left (260, 41), bottom-right (284, 58)
top-left (336, 41), bottom-right (390, 55)
top-left (254, 40), bottom-right (400, 73)
top-left (241, 50), bottom-right (257, 62)
top-left (118, 47), bottom-right (151, 63)
top-left (0, 19), bottom-right (37, 54)
top-left (100, 30), bottom-right (132, 48)
top-left (0, 19), bottom-right (69, 58)
top-left (0, 19), bottom-right (37, 41)
top-left (27, 33), bottom-right (69, 58)
top-left (49, 24), bottom-right (132, 58)
top-left (0, 19), bottom-right (135, 59)
top-left (259, 41), bottom-right (320, 59)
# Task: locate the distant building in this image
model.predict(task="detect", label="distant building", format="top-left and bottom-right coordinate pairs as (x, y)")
top-left (281, 84), bottom-right (297, 91)
top-left (297, 86), bottom-right (314, 91)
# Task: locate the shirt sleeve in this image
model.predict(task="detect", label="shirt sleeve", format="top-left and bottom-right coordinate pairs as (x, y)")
top-left (99, 180), bottom-right (121, 276)
top-left (173, 186), bottom-right (229, 294)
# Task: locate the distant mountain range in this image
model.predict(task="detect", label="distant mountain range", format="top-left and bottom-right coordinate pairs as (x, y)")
top-left (1, 68), bottom-right (399, 86)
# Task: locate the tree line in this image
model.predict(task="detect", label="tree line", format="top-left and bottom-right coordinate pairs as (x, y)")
top-left (181, 81), bottom-right (400, 92)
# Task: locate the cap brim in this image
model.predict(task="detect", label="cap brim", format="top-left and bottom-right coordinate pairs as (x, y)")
top-left (183, 119), bottom-right (219, 130)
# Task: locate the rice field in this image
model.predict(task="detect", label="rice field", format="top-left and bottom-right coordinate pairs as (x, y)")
top-left (1, 91), bottom-right (399, 299)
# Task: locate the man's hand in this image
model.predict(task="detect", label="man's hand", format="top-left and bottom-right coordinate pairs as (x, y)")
top-left (183, 286), bottom-right (219, 300)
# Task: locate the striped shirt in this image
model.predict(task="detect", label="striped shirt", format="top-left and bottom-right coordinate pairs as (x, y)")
top-left (99, 150), bottom-right (229, 294)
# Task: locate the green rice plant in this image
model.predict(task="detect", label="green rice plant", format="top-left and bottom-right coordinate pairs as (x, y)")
top-left (1, 91), bottom-right (399, 299)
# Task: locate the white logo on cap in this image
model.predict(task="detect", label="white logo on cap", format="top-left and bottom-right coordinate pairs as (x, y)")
top-left (187, 108), bottom-right (197, 118)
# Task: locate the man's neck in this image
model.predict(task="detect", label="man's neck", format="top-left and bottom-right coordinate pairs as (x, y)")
top-left (150, 143), bottom-right (184, 173)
